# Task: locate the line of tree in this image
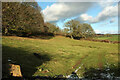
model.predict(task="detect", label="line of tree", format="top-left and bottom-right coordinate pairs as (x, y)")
top-left (2, 2), bottom-right (61, 37)
top-left (2, 2), bottom-right (95, 39)
top-left (63, 20), bottom-right (95, 39)
top-left (44, 22), bottom-right (62, 35)
top-left (2, 2), bottom-right (43, 36)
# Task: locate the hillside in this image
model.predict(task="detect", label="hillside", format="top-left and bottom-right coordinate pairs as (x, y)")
top-left (2, 36), bottom-right (119, 78)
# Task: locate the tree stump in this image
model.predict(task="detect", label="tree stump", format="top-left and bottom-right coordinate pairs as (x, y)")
top-left (9, 64), bottom-right (22, 77)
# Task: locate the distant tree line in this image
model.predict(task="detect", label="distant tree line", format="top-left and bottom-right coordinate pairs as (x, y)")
top-left (2, 2), bottom-right (95, 39)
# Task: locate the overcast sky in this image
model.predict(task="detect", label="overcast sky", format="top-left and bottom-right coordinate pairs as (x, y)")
top-left (37, 1), bottom-right (119, 34)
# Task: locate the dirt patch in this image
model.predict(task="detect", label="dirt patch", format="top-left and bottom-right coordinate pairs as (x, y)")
top-left (72, 44), bottom-right (100, 49)
top-left (72, 54), bottom-right (89, 69)
top-left (41, 70), bottom-right (49, 73)
top-left (98, 53), bottom-right (103, 69)
top-left (110, 53), bottom-right (118, 55)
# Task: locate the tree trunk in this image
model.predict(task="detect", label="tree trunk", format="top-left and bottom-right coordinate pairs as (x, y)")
top-left (5, 27), bottom-right (8, 35)
top-left (71, 35), bottom-right (73, 39)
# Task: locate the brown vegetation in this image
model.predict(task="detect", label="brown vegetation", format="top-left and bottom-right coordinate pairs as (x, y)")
top-left (85, 39), bottom-right (120, 44)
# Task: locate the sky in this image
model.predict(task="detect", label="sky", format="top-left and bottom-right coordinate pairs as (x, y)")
top-left (37, 1), bottom-right (119, 34)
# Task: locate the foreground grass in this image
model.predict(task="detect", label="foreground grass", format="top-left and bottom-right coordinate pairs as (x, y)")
top-left (2, 36), bottom-right (119, 77)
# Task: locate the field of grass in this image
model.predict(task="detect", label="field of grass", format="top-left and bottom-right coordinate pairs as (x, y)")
top-left (94, 35), bottom-right (119, 41)
top-left (2, 36), bottom-right (119, 78)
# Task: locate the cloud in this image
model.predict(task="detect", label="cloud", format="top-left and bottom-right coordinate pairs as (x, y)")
top-left (109, 18), bottom-right (116, 23)
top-left (95, 30), bottom-right (118, 34)
top-left (98, 0), bottom-right (115, 8)
top-left (94, 5), bottom-right (118, 23)
top-left (42, 2), bottom-right (94, 22)
top-left (94, 30), bottom-right (102, 34)
top-left (42, 2), bottom-right (118, 24)
top-left (76, 5), bottom-right (118, 23)
top-left (78, 14), bottom-right (94, 23)
top-left (105, 30), bottom-right (119, 34)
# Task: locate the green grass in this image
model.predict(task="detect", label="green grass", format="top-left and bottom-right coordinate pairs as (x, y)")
top-left (94, 35), bottom-right (119, 41)
top-left (2, 36), bottom-right (119, 77)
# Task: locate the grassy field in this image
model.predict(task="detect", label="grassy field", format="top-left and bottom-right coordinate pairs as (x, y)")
top-left (94, 35), bottom-right (119, 41)
top-left (2, 36), bottom-right (119, 78)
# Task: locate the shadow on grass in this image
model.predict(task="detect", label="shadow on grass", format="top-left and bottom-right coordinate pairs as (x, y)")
top-left (83, 64), bottom-right (120, 80)
top-left (2, 45), bottom-right (51, 78)
top-left (28, 35), bottom-right (54, 40)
